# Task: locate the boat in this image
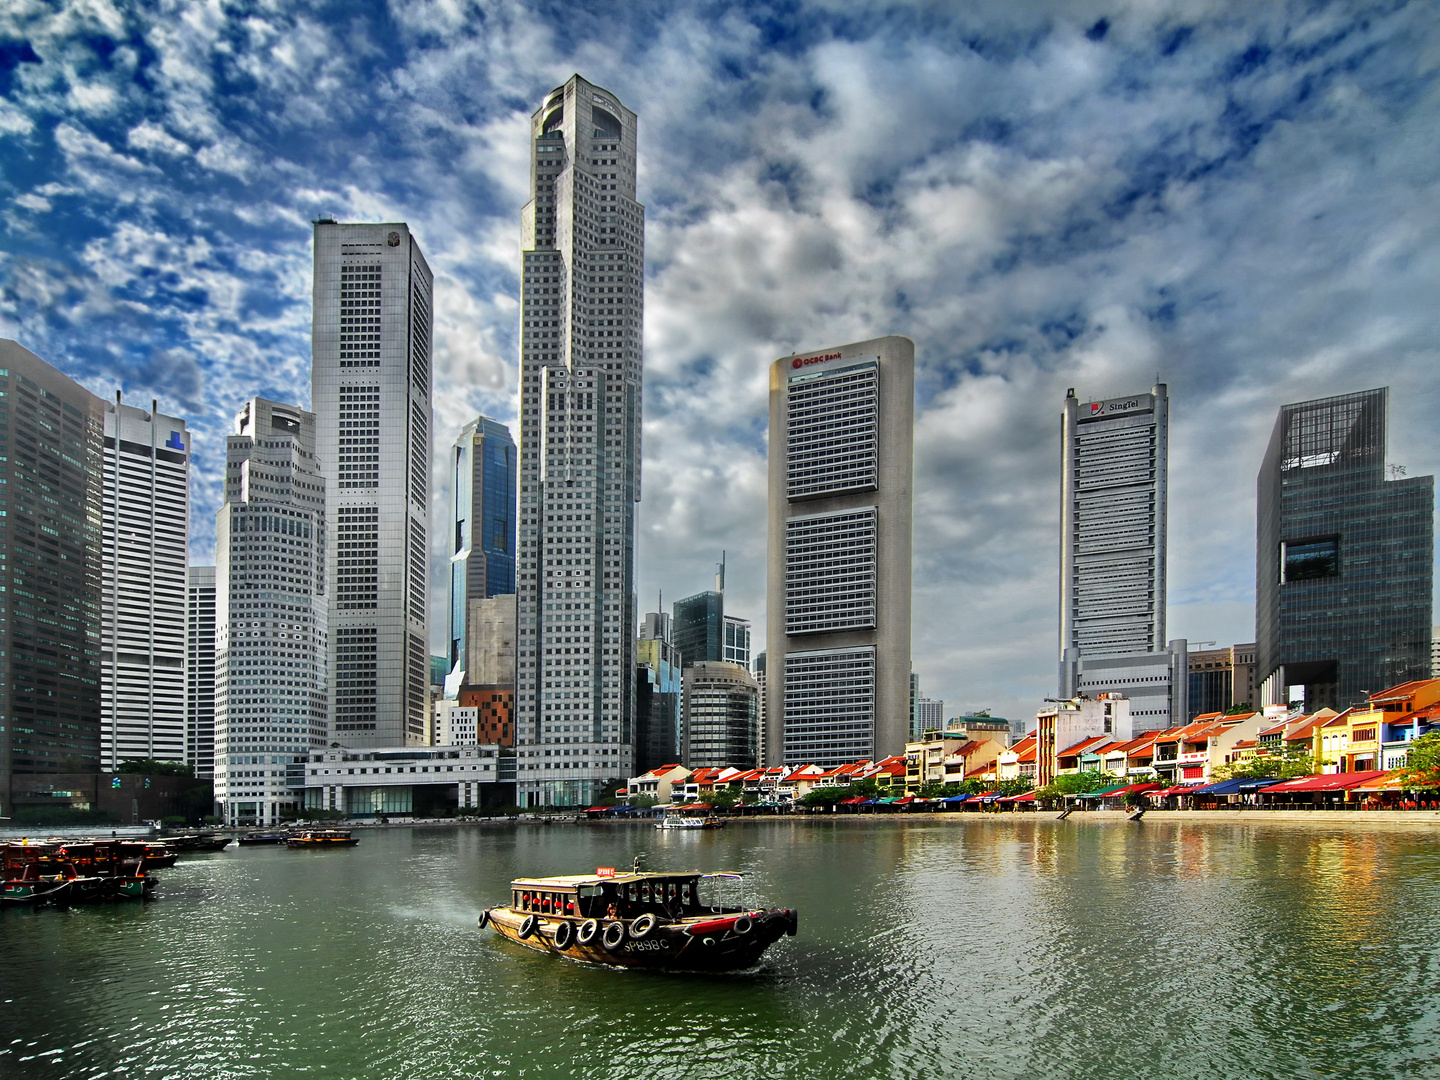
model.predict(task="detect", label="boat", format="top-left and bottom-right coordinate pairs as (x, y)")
top-left (1, 840), bottom-right (155, 904)
top-left (479, 864), bottom-right (797, 972)
top-left (285, 829), bottom-right (359, 848)
top-left (655, 806), bottom-right (725, 830)
top-left (162, 833), bottom-right (233, 853)
top-left (237, 831), bottom-right (290, 846)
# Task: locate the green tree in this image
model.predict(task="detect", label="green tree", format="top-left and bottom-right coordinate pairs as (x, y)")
top-left (706, 788), bottom-right (740, 808)
top-left (116, 758), bottom-right (194, 778)
top-left (1035, 770), bottom-right (1108, 802)
top-left (631, 794), bottom-right (658, 809)
top-left (1395, 732), bottom-right (1440, 791)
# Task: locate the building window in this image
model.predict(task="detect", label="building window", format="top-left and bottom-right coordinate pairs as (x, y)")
top-left (1281, 536), bottom-right (1340, 582)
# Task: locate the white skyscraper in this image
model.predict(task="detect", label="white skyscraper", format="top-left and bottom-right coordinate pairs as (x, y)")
top-left (1059, 384), bottom-right (1187, 733)
top-left (214, 399), bottom-right (328, 827)
top-left (515, 75), bottom-right (644, 807)
top-left (311, 220), bottom-right (433, 748)
top-left (186, 565), bottom-right (216, 778)
top-left (766, 336), bottom-right (915, 768)
top-left (100, 397), bottom-right (190, 769)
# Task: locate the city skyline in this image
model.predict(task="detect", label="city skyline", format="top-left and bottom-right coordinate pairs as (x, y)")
top-left (1, 4), bottom-right (1438, 726)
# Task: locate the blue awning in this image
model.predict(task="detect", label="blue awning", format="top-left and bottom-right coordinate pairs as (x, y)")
top-left (1189, 777), bottom-right (1282, 797)
top-left (940, 794), bottom-right (971, 803)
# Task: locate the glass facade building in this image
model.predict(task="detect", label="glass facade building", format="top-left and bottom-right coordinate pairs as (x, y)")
top-left (0, 340), bottom-right (105, 822)
top-left (447, 416), bottom-right (516, 672)
top-left (1257, 388), bottom-right (1434, 711)
top-left (673, 590), bottom-right (723, 666)
top-left (635, 613), bottom-right (682, 773)
top-left (682, 661), bottom-right (758, 770)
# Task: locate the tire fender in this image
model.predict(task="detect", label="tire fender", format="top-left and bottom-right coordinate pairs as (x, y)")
top-left (602, 920), bottom-right (627, 951)
top-left (553, 919), bottom-right (574, 949)
top-left (629, 913), bottom-right (658, 939)
top-left (518, 914), bottom-right (538, 939)
top-left (477, 908), bottom-right (490, 929)
top-left (732, 914), bottom-right (753, 936)
top-left (576, 918), bottom-right (600, 945)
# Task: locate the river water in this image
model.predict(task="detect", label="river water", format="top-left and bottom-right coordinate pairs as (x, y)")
top-left (3, 817), bottom-right (1438, 1080)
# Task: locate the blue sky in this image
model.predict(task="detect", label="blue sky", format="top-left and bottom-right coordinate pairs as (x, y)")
top-left (2, 0), bottom-right (1437, 723)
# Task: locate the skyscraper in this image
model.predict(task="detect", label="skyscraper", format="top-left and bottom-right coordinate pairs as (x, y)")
top-left (674, 558), bottom-right (725, 666)
top-left (723, 615), bottom-right (751, 668)
top-left (214, 399), bottom-right (329, 827)
top-left (766, 336), bottom-right (914, 767)
top-left (447, 416), bottom-right (517, 672)
top-left (1256, 388), bottom-right (1433, 711)
top-left (635, 612), bottom-right (682, 773)
top-left (186, 566), bottom-right (216, 779)
top-left (514, 75), bottom-right (644, 807)
top-left (0, 340), bottom-right (104, 821)
top-left (1059, 384), bottom-right (1187, 733)
top-left (100, 397), bottom-right (190, 769)
top-left (682, 661), bottom-right (758, 770)
top-left (312, 220), bottom-right (433, 747)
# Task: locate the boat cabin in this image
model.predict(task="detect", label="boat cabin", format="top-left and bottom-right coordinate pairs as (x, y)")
top-left (509, 872), bottom-right (741, 920)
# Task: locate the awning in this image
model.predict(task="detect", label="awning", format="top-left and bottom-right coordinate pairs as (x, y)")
top-left (997, 791), bottom-right (1037, 803)
top-left (940, 794), bottom-right (971, 804)
top-left (1148, 783), bottom-right (1205, 797)
top-left (1187, 778), bottom-right (1281, 797)
top-left (1262, 770), bottom-right (1392, 793)
top-left (1077, 784), bottom-right (1130, 798)
top-left (839, 796), bottom-right (867, 805)
top-left (894, 796), bottom-right (916, 805)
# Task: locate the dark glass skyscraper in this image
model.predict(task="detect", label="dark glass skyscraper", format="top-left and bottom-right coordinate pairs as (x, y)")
top-left (673, 589), bottom-right (723, 666)
top-left (447, 416), bottom-right (516, 671)
top-left (0, 340), bottom-right (105, 821)
top-left (1257, 388), bottom-right (1434, 711)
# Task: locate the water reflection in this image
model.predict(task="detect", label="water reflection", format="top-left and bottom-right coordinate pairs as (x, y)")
top-left (1, 819), bottom-right (1438, 1080)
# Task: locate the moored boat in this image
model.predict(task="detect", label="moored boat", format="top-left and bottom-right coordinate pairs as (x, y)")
top-left (162, 833), bottom-right (233, 854)
top-left (237, 831), bottom-right (290, 846)
top-left (285, 829), bottom-right (359, 848)
top-left (655, 806), bottom-right (724, 830)
top-left (2, 840), bottom-right (154, 904)
top-left (479, 866), bottom-right (796, 972)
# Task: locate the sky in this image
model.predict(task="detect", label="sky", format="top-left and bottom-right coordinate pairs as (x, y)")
top-left (1, 0), bottom-right (1437, 726)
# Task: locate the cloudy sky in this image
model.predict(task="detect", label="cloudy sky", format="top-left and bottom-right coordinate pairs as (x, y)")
top-left (2, 0), bottom-right (1437, 724)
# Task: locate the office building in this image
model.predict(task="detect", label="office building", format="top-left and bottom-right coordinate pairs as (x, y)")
top-left (100, 397), bottom-right (190, 769)
top-left (682, 661), bottom-right (759, 770)
top-left (0, 340), bottom-right (105, 821)
top-left (753, 651), bottom-right (767, 766)
top-left (186, 566), bottom-right (216, 778)
top-left (1257, 388), bottom-right (1434, 711)
top-left (674, 583), bottom-right (723, 666)
top-left (312, 219), bottom-right (433, 748)
top-left (636, 612), bottom-right (682, 773)
top-left (447, 416), bottom-right (517, 672)
top-left (463, 594), bottom-right (517, 687)
top-left (514, 75), bottom-right (644, 806)
top-left (723, 615), bottom-right (751, 668)
top-left (766, 336), bottom-right (914, 768)
top-left (915, 697), bottom-right (944, 738)
top-left (1059, 384), bottom-right (1187, 730)
top-left (214, 399), bottom-right (329, 826)
top-left (302, 743), bottom-right (510, 816)
top-left (1186, 642), bottom-right (1258, 719)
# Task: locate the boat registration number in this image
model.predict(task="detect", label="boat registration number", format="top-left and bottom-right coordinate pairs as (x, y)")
top-left (624, 939), bottom-right (670, 952)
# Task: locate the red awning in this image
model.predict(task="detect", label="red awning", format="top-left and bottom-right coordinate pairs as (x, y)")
top-left (1149, 784), bottom-right (1204, 797)
top-left (895, 796), bottom-right (915, 805)
top-left (1262, 770), bottom-right (1391, 793)
top-left (839, 796), bottom-right (867, 804)
top-left (998, 791), bottom-right (1037, 802)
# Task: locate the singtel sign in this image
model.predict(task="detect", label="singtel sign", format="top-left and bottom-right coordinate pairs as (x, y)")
top-left (1082, 394), bottom-right (1152, 419)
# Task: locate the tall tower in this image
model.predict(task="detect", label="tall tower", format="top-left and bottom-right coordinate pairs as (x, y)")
top-left (447, 416), bottom-right (516, 673)
top-left (0, 340), bottom-right (104, 822)
top-left (766, 335), bottom-right (914, 768)
top-left (1256, 388), bottom-right (1433, 711)
top-left (186, 565), bottom-right (216, 779)
top-left (214, 399), bottom-right (328, 827)
top-left (100, 397), bottom-right (190, 769)
top-left (1059, 384), bottom-right (1187, 732)
top-left (515, 75), bottom-right (643, 807)
top-left (312, 221), bottom-right (433, 748)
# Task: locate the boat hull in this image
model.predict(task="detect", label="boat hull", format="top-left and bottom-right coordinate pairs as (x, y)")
top-left (482, 906), bottom-right (796, 972)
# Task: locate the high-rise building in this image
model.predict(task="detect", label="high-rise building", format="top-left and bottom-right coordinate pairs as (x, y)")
top-left (915, 697), bottom-right (944, 738)
top-left (514, 75), bottom-right (644, 807)
top-left (682, 661), bottom-right (758, 770)
top-left (754, 650), bottom-right (767, 767)
top-left (766, 336), bottom-right (914, 767)
top-left (1059, 384), bottom-right (1187, 731)
top-left (447, 416), bottom-right (517, 672)
top-left (186, 566), bottom-right (216, 778)
top-left (312, 220), bottom-right (433, 748)
top-left (1186, 642), bottom-right (1258, 719)
top-left (674, 585), bottom-right (723, 666)
top-left (1256, 388), bottom-right (1434, 711)
top-left (723, 615), bottom-right (751, 668)
top-left (635, 612), bottom-right (682, 773)
top-left (0, 340), bottom-right (105, 821)
top-left (214, 399), bottom-right (329, 827)
top-left (100, 397), bottom-right (190, 769)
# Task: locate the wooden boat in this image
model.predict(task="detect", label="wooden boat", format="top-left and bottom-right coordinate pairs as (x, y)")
top-left (238, 831), bottom-right (290, 846)
top-left (479, 867), bottom-right (797, 972)
top-left (285, 829), bottom-right (359, 848)
top-left (162, 833), bottom-right (233, 853)
top-left (1, 841), bottom-right (153, 904)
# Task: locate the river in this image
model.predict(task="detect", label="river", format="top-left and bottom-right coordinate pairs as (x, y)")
top-left (2, 817), bottom-right (1437, 1079)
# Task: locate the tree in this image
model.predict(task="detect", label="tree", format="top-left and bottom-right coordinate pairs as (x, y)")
top-left (1035, 770), bottom-right (1108, 802)
top-left (707, 788), bottom-right (740, 808)
top-left (631, 794), bottom-right (658, 809)
top-left (1213, 746), bottom-right (1317, 782)
top-left (117, 758), bottom-right (195, 777)
top-left (918, 781), bottom-right (950, 800)
top-left (1395, 732), bottom-right (1440, 791)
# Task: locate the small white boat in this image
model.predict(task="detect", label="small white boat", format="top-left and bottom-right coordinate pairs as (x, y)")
top-left (655, 806), bottom-right (724, 830)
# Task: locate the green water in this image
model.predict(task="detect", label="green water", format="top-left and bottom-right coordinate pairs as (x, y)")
top-left (3, 818), bottom-right (1438, 1079)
